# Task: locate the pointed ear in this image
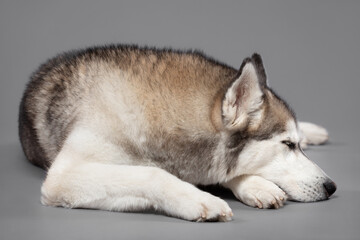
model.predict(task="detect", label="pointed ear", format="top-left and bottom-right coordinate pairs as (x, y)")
top-left (222, 59), bottom-right (265, 130)
top-left (251, 53), bottom-right (268, 87)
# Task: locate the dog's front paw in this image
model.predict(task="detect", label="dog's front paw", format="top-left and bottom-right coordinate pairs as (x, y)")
top-left (298, 122), bottom-right (329, 146)
top-left (195, 193), bottom-right (233, 222)
top-left (170, 187), bottom-right (233, 222)
top-left (240, 182), bottom-right (287, 209)
top-left (225, 175), bottom-right (287, 209)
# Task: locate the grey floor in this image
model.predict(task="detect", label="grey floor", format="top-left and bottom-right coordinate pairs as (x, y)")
top-left (1, 1), bottom-right (359, 239)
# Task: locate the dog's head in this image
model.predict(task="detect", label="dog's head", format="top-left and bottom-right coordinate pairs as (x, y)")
top-left (220, 53), bottom-right (336, 202)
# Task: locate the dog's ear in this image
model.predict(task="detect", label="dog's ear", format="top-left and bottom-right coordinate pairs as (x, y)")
top-left (222, 56), bottom-right (265, 130)
top-left (251, 53), bottom-right (267, 87)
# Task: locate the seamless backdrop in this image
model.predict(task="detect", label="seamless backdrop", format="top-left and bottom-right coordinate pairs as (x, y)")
top-left (0, 1), bottom-right (359, 240)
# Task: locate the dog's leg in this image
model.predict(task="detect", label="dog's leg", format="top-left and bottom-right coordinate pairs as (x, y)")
top-left (223, 175), bottom-right (287, 209)
top-left (41, 146), bottom-right (233, 222)
top-left (298, 121), bottom-right (329, 149)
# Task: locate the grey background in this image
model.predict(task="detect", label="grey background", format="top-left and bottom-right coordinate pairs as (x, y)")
top-left (0, 0), bottom-right (359, 239)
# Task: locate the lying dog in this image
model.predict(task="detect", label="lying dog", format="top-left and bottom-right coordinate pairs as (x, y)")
top-left (19, 45), bottom-right (336, 222)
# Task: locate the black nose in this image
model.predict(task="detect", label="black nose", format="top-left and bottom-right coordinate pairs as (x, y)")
top-left (323, 180), bottom-right (337, 197)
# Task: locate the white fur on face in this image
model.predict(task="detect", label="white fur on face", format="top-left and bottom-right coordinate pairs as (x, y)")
top-left (234, 121), bottom-right (332, 202)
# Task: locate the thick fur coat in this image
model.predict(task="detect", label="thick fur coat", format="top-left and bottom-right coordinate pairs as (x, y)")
top-left (19, 45), bottom-right (335, 221)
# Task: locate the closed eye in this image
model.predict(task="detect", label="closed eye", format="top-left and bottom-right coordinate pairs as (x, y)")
top-left (281, 140), bottom-right (296, 150)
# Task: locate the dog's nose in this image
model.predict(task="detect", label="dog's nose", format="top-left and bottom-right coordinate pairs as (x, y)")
top-left (323, 180), bottom-right (337, 197)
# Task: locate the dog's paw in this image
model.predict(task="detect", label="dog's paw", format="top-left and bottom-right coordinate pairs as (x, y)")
top-left (226, 175), bottom-right (287, 209)
top-left (240, 182), bottom-right (287, 209)
top-left (174, 190), bottom-right (233, 222)
top-left (195, 193), bottom-right (233, 222)
top-left (298, 122), bottom-right (329, 146)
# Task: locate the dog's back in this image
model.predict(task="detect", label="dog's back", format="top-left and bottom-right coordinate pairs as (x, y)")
top-left (19, 45), bottom-right (237, 170)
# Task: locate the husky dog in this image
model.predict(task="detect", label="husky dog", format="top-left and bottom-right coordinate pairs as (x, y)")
top-left (19, 45), bottom-right (336, 222)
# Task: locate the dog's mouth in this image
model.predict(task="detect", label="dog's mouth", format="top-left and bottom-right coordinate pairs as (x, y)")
top-left (276, 180), bottom-right (336, 202)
